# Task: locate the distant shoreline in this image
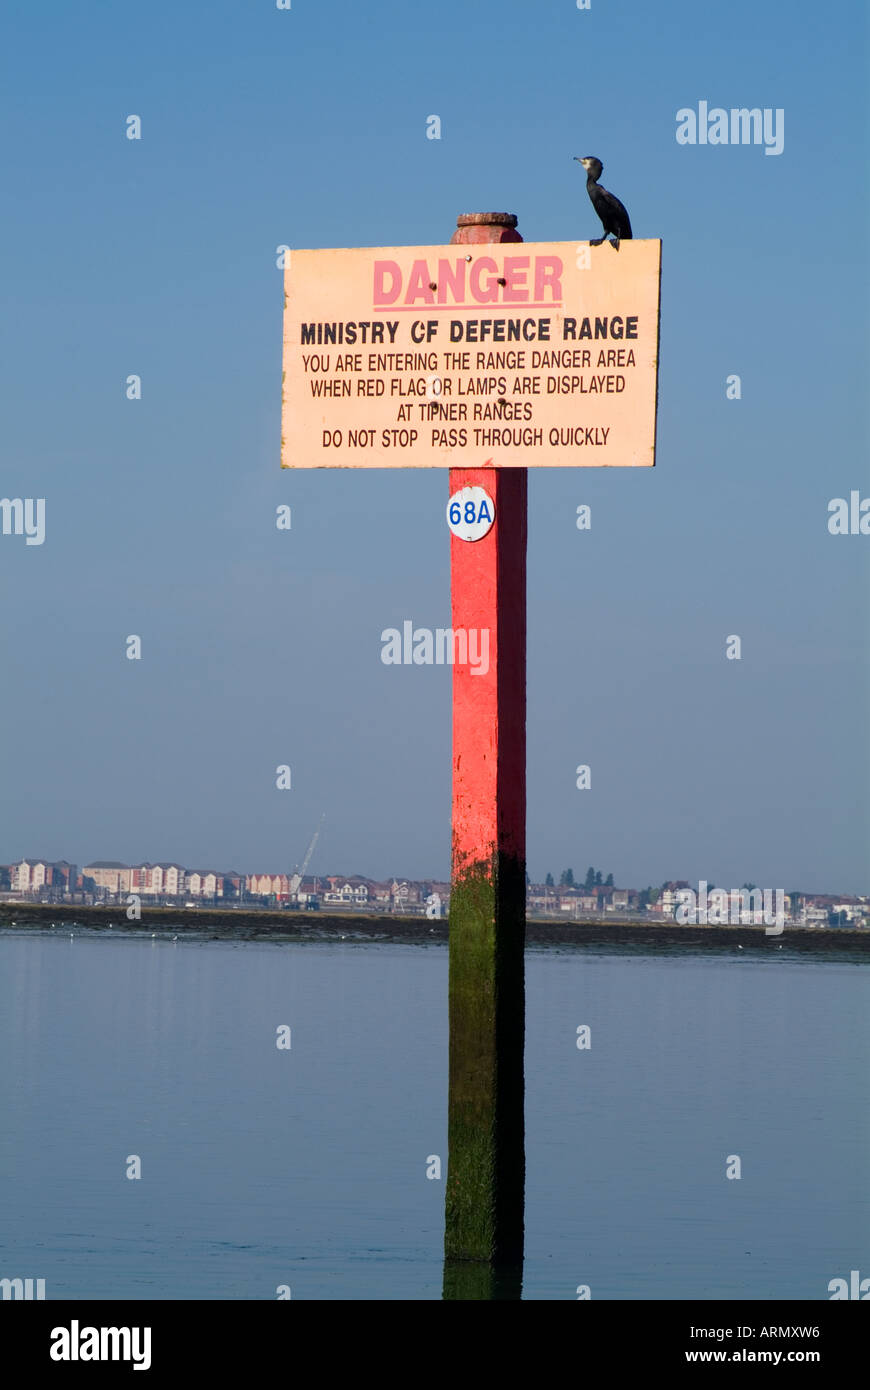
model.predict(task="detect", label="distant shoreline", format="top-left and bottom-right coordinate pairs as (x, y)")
top-left (0, 902), bottom-right (868, 955)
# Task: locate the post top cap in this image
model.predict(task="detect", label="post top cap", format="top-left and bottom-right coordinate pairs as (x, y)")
top-left (455, 213), bottom-right (518, 228)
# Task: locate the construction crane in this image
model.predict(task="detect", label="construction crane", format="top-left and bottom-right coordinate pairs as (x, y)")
top-left (289, 815), bottom-right (325, 904)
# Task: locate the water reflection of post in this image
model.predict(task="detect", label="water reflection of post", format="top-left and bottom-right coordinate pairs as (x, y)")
top-left (442, 213), bottom-right (526, 1301)
top-left (443, 1260), bottom-right (523, 1301)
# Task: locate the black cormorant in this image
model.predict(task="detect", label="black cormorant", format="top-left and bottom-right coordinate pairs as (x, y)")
top-left (575, 155), bottom-right (632, 249)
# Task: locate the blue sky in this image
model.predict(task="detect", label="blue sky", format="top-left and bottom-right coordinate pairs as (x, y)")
top-left (0, 0), bottom-right (867, 892)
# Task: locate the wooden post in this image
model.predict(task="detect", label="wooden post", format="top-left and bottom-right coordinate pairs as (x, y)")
top-left (444, 213), bottom-right (527, 1272)
top-left (279, 209), bottom-right (661, 1293)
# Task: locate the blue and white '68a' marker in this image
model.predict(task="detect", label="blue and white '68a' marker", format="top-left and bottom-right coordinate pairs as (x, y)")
top-left (447, 486), bottom-right (495, 542)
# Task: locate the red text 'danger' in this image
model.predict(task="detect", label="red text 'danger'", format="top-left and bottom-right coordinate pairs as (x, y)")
top-left (373, 256), bottom-right (563, 309)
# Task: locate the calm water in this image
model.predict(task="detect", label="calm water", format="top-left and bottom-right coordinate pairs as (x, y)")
top-left (1, 932), bottom-right (867, 1300)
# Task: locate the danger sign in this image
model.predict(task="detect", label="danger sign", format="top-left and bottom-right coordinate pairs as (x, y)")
top-left (281, 240), bottom-right (661, 468)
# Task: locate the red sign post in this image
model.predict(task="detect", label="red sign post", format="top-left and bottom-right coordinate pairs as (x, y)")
top-left (444, 215), bottom-right (527, 1274)
top-left (281, 214), bottom-right (661, 1286)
